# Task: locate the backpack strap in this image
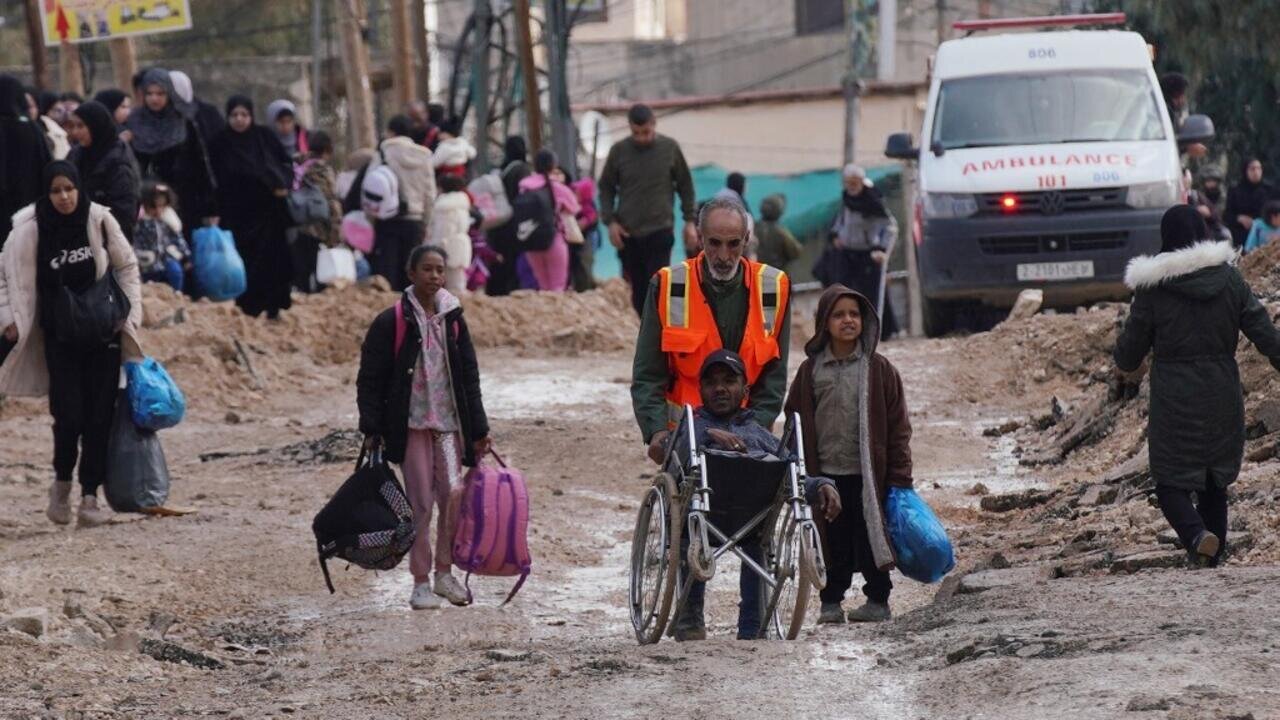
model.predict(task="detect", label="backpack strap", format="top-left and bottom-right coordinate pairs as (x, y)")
top-left (318, 542), bottom-right (336, 594)
top-left (501, 570), bottom-right (530, 607)
top-left (393, 300), bottom-right (407, 358)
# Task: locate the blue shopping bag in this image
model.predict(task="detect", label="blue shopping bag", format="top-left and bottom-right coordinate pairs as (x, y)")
top-left (125, 357), bottom-right (186, 431)
top-left (885, 486), bottom-right (955, 583)
top-left (192, 226), bottom-right (247, 301)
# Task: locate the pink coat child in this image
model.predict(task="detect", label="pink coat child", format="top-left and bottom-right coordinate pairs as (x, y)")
top-left (517, 172), bottom-right (580, 291)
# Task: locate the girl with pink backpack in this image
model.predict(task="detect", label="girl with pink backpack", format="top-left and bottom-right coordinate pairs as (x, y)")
top-left (355, 245), bottom-right (492, 610)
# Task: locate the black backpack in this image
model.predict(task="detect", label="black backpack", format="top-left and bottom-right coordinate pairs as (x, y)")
top-left (509, 181), bottom-right (557, 252)
top-left (312, 449), bottom-right (416, 593)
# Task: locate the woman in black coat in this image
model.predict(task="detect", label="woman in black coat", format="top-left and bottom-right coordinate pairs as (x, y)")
top-left (0, 75), bottom-right (52, 250)
top-left (1115, 205), bottom-right (1280, 566)
top-left (67, 101), bottom-right (140, 240)
top-left (124, 69), bottom-right (217, 236)
top-left (207, 95), bottom-right (294, 319)
top-left (1225, 158), bottom-right (1276, 249)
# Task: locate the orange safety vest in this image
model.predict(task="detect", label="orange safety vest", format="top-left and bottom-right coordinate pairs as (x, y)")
top-left (655, 254), bottom-right (789, 424)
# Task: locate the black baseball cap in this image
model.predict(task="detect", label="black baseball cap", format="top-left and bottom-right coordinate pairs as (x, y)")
top-left (700, 349), bottom-right (747, 380)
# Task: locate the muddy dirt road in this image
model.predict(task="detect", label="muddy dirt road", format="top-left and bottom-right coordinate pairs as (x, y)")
top-left (1, 300), bottom-right (1279, 719)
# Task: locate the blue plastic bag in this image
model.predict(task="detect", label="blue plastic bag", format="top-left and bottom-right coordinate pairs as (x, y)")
top-left (192, 226), bottom-right (247, 301)
top-left (125, 357), bottom-right (186, 431)
top-left (885, 486), bottom-right (955, 583)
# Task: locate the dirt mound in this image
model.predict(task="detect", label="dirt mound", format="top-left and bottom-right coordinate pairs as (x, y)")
top-left (137, 280), bottom-right (638, 413)
top-left (947, 304), bottom-right (1124, 408)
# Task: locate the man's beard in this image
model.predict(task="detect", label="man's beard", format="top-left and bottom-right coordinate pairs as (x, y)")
top-left (708, 262), bottom-right (738, 282)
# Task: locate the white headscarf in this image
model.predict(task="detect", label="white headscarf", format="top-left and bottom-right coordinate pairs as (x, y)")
top-left (169, 70), bottom-right (194, 105)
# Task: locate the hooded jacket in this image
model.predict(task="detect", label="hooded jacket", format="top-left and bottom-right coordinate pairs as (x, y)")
top-left (428, 191), bottom-right (474, 270)
top-left (356, 289), bottom-right (489, 467)
top-left (431, 136), bottom-right (477, 170)
top-left (376, 136), bottom-right (436, 225)
top-left (1115, 240), bottom-right (1280, 491)
top-left (755, 194), bottom-right (802, 271)
top-left (784, 285), bottom-right (913, 572)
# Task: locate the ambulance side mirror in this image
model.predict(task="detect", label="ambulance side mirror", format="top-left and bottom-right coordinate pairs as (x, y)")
top-left (885, 133), bottom-right (918, 160)
top-left (1178, 114), bottom-right (1215, 145)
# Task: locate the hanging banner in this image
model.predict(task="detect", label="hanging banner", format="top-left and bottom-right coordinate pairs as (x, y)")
top-left (41, 0), bottom-right (192, 46)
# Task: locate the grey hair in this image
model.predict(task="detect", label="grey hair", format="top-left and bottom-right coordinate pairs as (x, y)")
top-left (697, 196), bottom-right (750, 237)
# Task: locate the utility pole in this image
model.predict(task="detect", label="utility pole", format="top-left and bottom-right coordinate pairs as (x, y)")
top-left (24, 0), bottom-right (49, 91)
top-left (411, 0), bottom-right (430, 102)
top-left (311, 0), bottom-right (323, 127)
top-left (471, 0), bottom-right (492, 173)
top-left (877, 0), bottom-right (896, 82)
top-left (390, 0), bottom-right (414, 109)
top-left (58, 42), bottom-right (84, 96)
top-left (108, 39), bottom-right (138, 96)
top-left (936, 0), bottom-right (946, 47)
top-left (543, 0), bottom-right (577, 177)
top-left (513, 0), bottom-right (543, 152)
top-left (336, 0), bottom-right (377, 151)
top-left (842, 0), bottom-right (861, 166)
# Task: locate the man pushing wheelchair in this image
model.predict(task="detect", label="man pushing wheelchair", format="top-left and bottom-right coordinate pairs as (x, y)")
top-left (629, 195), bottom-right (916, 641)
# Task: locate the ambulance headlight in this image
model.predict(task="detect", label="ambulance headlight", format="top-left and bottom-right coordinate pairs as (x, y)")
top-left (1126, 180), bottom-right (1180, 209)
top-left (921, 192), bottom-right (978, 219)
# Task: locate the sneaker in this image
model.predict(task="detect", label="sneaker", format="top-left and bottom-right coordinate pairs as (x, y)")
top-left (817, 602), bottom-right (847, 625)
top-left (76, 495), bottom-right (111, 528)
top-left (433, 573), bottom-right (470, 606)
top-left (47, 481), bottom-right (73, 525)
top-left (847, 601), bottom-right (892, 623)
top-left (410, 582), bottom-right (442, 610)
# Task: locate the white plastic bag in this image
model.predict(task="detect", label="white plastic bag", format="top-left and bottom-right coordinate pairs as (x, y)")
top-left (316, 247), bottom-right (357, 285)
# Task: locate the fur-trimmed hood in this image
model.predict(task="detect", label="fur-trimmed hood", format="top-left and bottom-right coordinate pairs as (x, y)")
top-left (1124, 240), bottom-right (1238, 291)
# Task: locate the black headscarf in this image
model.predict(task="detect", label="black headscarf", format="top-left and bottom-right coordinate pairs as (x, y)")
top-left (92, 89), bottom-right (128, 118)
top-left (1160, 204), bottom-right (1209, 254)
top-left (0, 76), bottom-right (26, 119)
top-left (71, 101), bottom-right (118, 172)
top-left (124, 69), bottom-right (188, 155)
top-left (209, 95), bottom-right (291, 191)
top-left (0, 76), bottom-right (52, 249)
top-left (36, 91), bottom-right (58, 118)
top-left (35, 161), bottom-right (94, 317)
top-left (503, 135), bottom-right (527, 168)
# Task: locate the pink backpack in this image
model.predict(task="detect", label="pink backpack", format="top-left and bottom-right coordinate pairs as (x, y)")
top-left (452, 450), bottom-right (531, 605)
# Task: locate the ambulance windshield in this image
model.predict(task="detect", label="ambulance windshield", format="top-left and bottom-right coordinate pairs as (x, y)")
top-left (932, 70), bottom-right (1166, 150)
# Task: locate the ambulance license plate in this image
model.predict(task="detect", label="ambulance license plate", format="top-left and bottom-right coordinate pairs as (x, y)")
top-left (1016, 261), bottom-right (1095, 282)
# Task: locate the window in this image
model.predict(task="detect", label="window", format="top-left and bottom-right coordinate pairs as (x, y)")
top-left (795, 0), bottom-right (843, 36)
top-left (570, 0), bottom-right (608, 23)
top-left (932, 70), bottom-right (1167, 150)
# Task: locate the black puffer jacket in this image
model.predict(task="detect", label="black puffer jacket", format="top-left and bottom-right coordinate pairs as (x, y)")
top-left (70, 141), bottom-right (141, 241)
top-left (356, 291), bottom-right (490, 467)
top-left (1115, 241), bottom-right (1280, 491)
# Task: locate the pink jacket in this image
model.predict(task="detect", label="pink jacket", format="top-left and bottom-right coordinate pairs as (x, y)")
top-left (572, 178), bottom-right (599, 228)
top-left (518, 174), bottom-right (581, 246)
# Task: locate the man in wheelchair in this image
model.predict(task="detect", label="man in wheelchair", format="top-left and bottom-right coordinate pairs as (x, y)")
top-left (664, 350), bottom-right (841, 641)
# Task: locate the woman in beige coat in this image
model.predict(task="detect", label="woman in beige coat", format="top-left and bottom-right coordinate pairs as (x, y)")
top-left (0, 160), bottom-right (142, 527)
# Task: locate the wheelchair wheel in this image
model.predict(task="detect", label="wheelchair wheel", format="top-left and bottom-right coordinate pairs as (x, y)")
top-left (629, 473), bottom-right (680, 645)
top-left (799, 520), bottom-right (827, 591)
top-left (763, 505), bottom-right (811, 640)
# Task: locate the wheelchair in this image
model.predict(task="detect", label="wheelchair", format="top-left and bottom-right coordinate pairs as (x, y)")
top-left (628, 405), bottom-right (827, 644)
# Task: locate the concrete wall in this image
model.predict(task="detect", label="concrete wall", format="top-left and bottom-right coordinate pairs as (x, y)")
top-left (587, 88), bottom-right (927, 174)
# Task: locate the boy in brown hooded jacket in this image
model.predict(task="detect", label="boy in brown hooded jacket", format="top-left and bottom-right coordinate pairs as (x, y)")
top-left (785, 284), bottom-right (913, 623)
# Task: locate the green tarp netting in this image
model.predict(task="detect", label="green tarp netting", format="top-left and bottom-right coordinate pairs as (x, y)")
top-left (591, 163), bottom-right (901, 280)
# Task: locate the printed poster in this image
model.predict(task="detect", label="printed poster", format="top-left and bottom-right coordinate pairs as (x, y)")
top-left (41, 0), bottom-right (192, 46)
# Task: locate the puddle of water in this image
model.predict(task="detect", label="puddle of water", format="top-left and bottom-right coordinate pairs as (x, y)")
top-left (484, 375), bottom-right (629, 420)
top-left (808, 639), bottom-right (921, 715)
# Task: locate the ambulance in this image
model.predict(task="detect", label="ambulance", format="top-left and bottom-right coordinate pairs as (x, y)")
top-left (885, 14), bottom-right (1214, 336)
